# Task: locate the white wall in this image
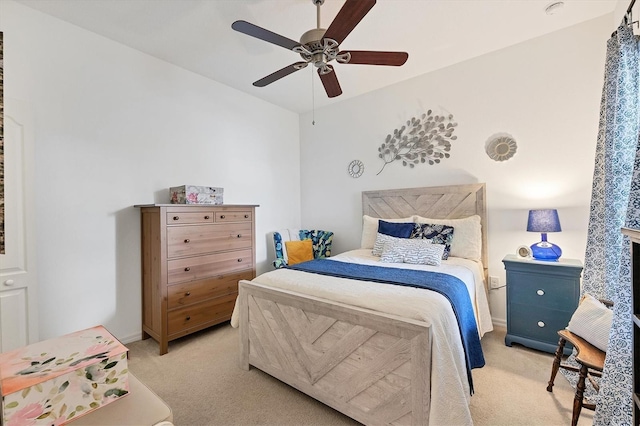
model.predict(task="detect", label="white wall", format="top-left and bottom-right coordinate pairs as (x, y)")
top-left (299, 15), bottom-right (611, 326)
top-left (3, 1), bottom-right (301, 342)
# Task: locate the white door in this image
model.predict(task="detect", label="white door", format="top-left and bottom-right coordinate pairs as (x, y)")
top-left (0, 98), bottom-right (38, 351)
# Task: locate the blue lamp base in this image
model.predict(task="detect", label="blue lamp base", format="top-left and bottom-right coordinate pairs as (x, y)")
top-left (530, 233), bottom-right (562, 261)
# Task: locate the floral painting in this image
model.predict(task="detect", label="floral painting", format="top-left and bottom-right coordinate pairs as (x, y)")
top-left (1, 31), bottom-right (4, 254)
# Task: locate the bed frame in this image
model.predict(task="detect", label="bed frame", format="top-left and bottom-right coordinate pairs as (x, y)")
top-left (238, 183), bottom-right (487, 425)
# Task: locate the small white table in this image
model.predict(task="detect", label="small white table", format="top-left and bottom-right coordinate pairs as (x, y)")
top-left (75, 373), bottom-right (173, 425)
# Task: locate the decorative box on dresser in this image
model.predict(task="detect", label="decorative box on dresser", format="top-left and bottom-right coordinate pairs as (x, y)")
top-left (503, 254), bottom-right (582, 355)
top-left (623, 227), bottom-right (640, 426)
top-left (135, 204), bottom-right (258, 355)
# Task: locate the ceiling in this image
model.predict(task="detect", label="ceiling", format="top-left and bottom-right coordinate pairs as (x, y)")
top-left (16, 0), bottom-right (617, 114)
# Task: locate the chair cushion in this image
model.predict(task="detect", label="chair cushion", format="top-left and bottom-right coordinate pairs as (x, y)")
top-left (285, 240), bottom-right (314, 265)
top-left (566, 294), bottom-right (613, 352)
top-left (298, 230), bottom-right (333, 259)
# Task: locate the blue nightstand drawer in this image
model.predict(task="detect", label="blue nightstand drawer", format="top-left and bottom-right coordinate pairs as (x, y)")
top-left (508, 272), bottom-right (577, 311)
top-left (509, 302), bottom-right (573, 343)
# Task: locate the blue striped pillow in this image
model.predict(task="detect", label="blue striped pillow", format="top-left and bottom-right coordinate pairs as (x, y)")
top-left (380, 239), bottom-right (445, 266)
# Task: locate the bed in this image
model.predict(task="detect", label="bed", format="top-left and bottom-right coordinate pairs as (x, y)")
top-left (231, 183), bottom-right (492, 425)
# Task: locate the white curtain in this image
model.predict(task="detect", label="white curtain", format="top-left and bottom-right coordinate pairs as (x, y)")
top-left (581, 22), bottom-right (640, 425)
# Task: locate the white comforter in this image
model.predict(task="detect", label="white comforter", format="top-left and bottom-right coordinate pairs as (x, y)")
top-left (231, 250), bottom-right (493, 425)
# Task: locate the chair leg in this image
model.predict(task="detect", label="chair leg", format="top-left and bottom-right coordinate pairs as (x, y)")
top-left (547, 337), bottom-right (566, 392)
top-left (572, 364), bottom-right (588, 426)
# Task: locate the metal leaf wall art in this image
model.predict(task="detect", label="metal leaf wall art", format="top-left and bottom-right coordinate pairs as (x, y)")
top-left (377, 110), bottom-right (457, 175)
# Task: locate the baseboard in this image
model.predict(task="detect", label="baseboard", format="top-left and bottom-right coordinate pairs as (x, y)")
top-left (491, 317), bottom-right (506, 328)
top-left (119, 331), bottom-right (143, 345)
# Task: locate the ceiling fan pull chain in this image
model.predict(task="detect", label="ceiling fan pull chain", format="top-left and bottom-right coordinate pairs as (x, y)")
top-left (311, 66), bottom-right (316, 125)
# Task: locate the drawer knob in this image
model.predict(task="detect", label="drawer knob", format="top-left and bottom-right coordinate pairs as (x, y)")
top-left (204, 215), bottom-right (210, 220)
top-left (4, 279), bottom-right (15, 287)
top-left (244, 214), bottom-right (249, 218)
top-left (537, 321), bottom-right (545, 328)
top-left (185, 292), bottom-right (191, 296)
top-left (537, 289), bottom-right (545, 296)
top-left (184, 267), bottom-right (191, 272)
top-left (220, 215), bottom-right (226, 219)
top-left (184, 239), bottom-right (190, 243)
top-left (237, 258), bottom-right (243, 262)
top-left (186, 316), bottom-right (191, 321)
top-left (173, 216), bottom-right (179, 221)
top-left (237, 234), bottom-right (242, 238)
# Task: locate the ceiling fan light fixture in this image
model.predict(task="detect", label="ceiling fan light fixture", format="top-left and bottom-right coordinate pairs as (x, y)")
top-left (231, 0), bottom-right (408, 98)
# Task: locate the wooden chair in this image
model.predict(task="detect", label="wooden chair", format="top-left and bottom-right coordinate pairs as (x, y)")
top-left (546, 299), bottom-right (612, 426)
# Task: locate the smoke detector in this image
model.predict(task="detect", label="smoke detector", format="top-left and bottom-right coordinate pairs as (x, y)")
top-left (545, 2), bottom-right (565, 15)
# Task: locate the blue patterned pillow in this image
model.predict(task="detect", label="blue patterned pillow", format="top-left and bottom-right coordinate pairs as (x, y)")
top-left (411, 223), bottom-right (455, 260)
top-left (378, 220), bottom-right (414, 238)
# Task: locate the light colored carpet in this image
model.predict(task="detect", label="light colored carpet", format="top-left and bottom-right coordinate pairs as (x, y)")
top-left (127, 324), bottom-right (594, 425)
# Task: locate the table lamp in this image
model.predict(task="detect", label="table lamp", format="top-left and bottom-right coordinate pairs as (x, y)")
top-left (527, 209), bottom-right (562, 261)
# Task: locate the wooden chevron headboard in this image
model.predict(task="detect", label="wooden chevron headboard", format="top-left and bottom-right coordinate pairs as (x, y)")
top-left (362, 183), bottom-right (488, 282)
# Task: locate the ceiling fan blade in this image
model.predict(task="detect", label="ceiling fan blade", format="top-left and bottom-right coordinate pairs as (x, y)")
top-left (323, 0), bottom-right (376, 45)
top-left (318, 65), bottom-right (342, 98)
top-left (340, 51), bottom-right (408, 66)
top-left (253, 62), bottom-right (308, 87)
top-left (232, 20), bottom-right (300, 51)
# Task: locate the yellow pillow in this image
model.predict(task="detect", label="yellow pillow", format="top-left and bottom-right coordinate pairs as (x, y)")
top-left (285, 240), bottom-right (314, 265)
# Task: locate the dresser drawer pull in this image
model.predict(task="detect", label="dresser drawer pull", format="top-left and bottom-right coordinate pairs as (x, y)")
top-left (184, 239), bottom-right (190, 243)
top-left (537, 321), bottom-right (545, 328)
top-left (244, 214), bottom-right (249, 218)
top-left (186, 316), bottom-right (191, 321)
top-left (173, 216), bottom-right (179, 221)
top-left (236, 234), bottom-right (242, 238)
top-left (536, 289), bottom-right (545, 296)
top-left (185, 292), bottom-right (191, 296)
top-left (220, 215), bottom-right (226, 219)
top-left (204, 215), bottom-right (210, 220)
top-left (184, 267), bottom-right (191, 272)
top-left (237, 258), bottom-right (243, 262)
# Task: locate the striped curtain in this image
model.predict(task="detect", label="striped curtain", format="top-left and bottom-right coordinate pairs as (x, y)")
top-left (581, 23), bottom-right (640, 425)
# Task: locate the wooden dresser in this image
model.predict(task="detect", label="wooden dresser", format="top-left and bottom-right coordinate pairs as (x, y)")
top-left (135, 204), bottom-right (257, 355)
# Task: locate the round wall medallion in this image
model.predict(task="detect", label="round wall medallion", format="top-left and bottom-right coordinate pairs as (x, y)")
top-left (348, 160), bottom-right (364, 178)
top-left (485, 133), bottom-right (517, 162)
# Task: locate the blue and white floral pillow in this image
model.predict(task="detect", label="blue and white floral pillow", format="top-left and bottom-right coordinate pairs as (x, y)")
top-left (411, 223), bottom-right (455, 260)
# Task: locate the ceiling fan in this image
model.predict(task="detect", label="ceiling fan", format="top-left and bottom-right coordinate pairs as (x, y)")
top-left (231, 0), bottom-right (409, 98)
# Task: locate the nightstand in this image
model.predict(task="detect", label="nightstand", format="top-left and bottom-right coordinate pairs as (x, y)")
top-left (503, 254), bottom-right (582, 355)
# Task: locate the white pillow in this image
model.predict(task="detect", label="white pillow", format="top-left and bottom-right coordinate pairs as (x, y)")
top-left (566, 294), bottom-right (613, 352)
top-left (414, 215), bottom-right (482, 261)
top-left (380, 239), bottom-right (444, 266)
top-left (361, 215), bottom-right (415, 249)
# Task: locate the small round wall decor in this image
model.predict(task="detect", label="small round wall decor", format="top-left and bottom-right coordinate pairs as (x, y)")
top-left (348, 160), bottom-right (364, 178)
top-left (485, 133), bottom-right (517, 162)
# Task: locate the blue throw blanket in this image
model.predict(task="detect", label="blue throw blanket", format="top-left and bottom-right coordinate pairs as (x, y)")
top-left (288, 259), bottom-right (485, 394)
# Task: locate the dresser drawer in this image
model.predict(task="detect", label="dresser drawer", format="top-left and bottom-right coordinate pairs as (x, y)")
top-left (167, 222), bottom-right (252, 258)
top-left (167, 249), bottom-right (253, 284)
top-left (508, 272), bottom-right (577, 311)
top-left (168, 270), bottom-right (253, 309)
top-left (167, 293), bottom-right (237, 335)
top-left (216, 211), bottom-right (252, 223)
top-left (166, 212), bottom-right (214, 225)
top-left (509, 302), bottom-right (574, 344)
